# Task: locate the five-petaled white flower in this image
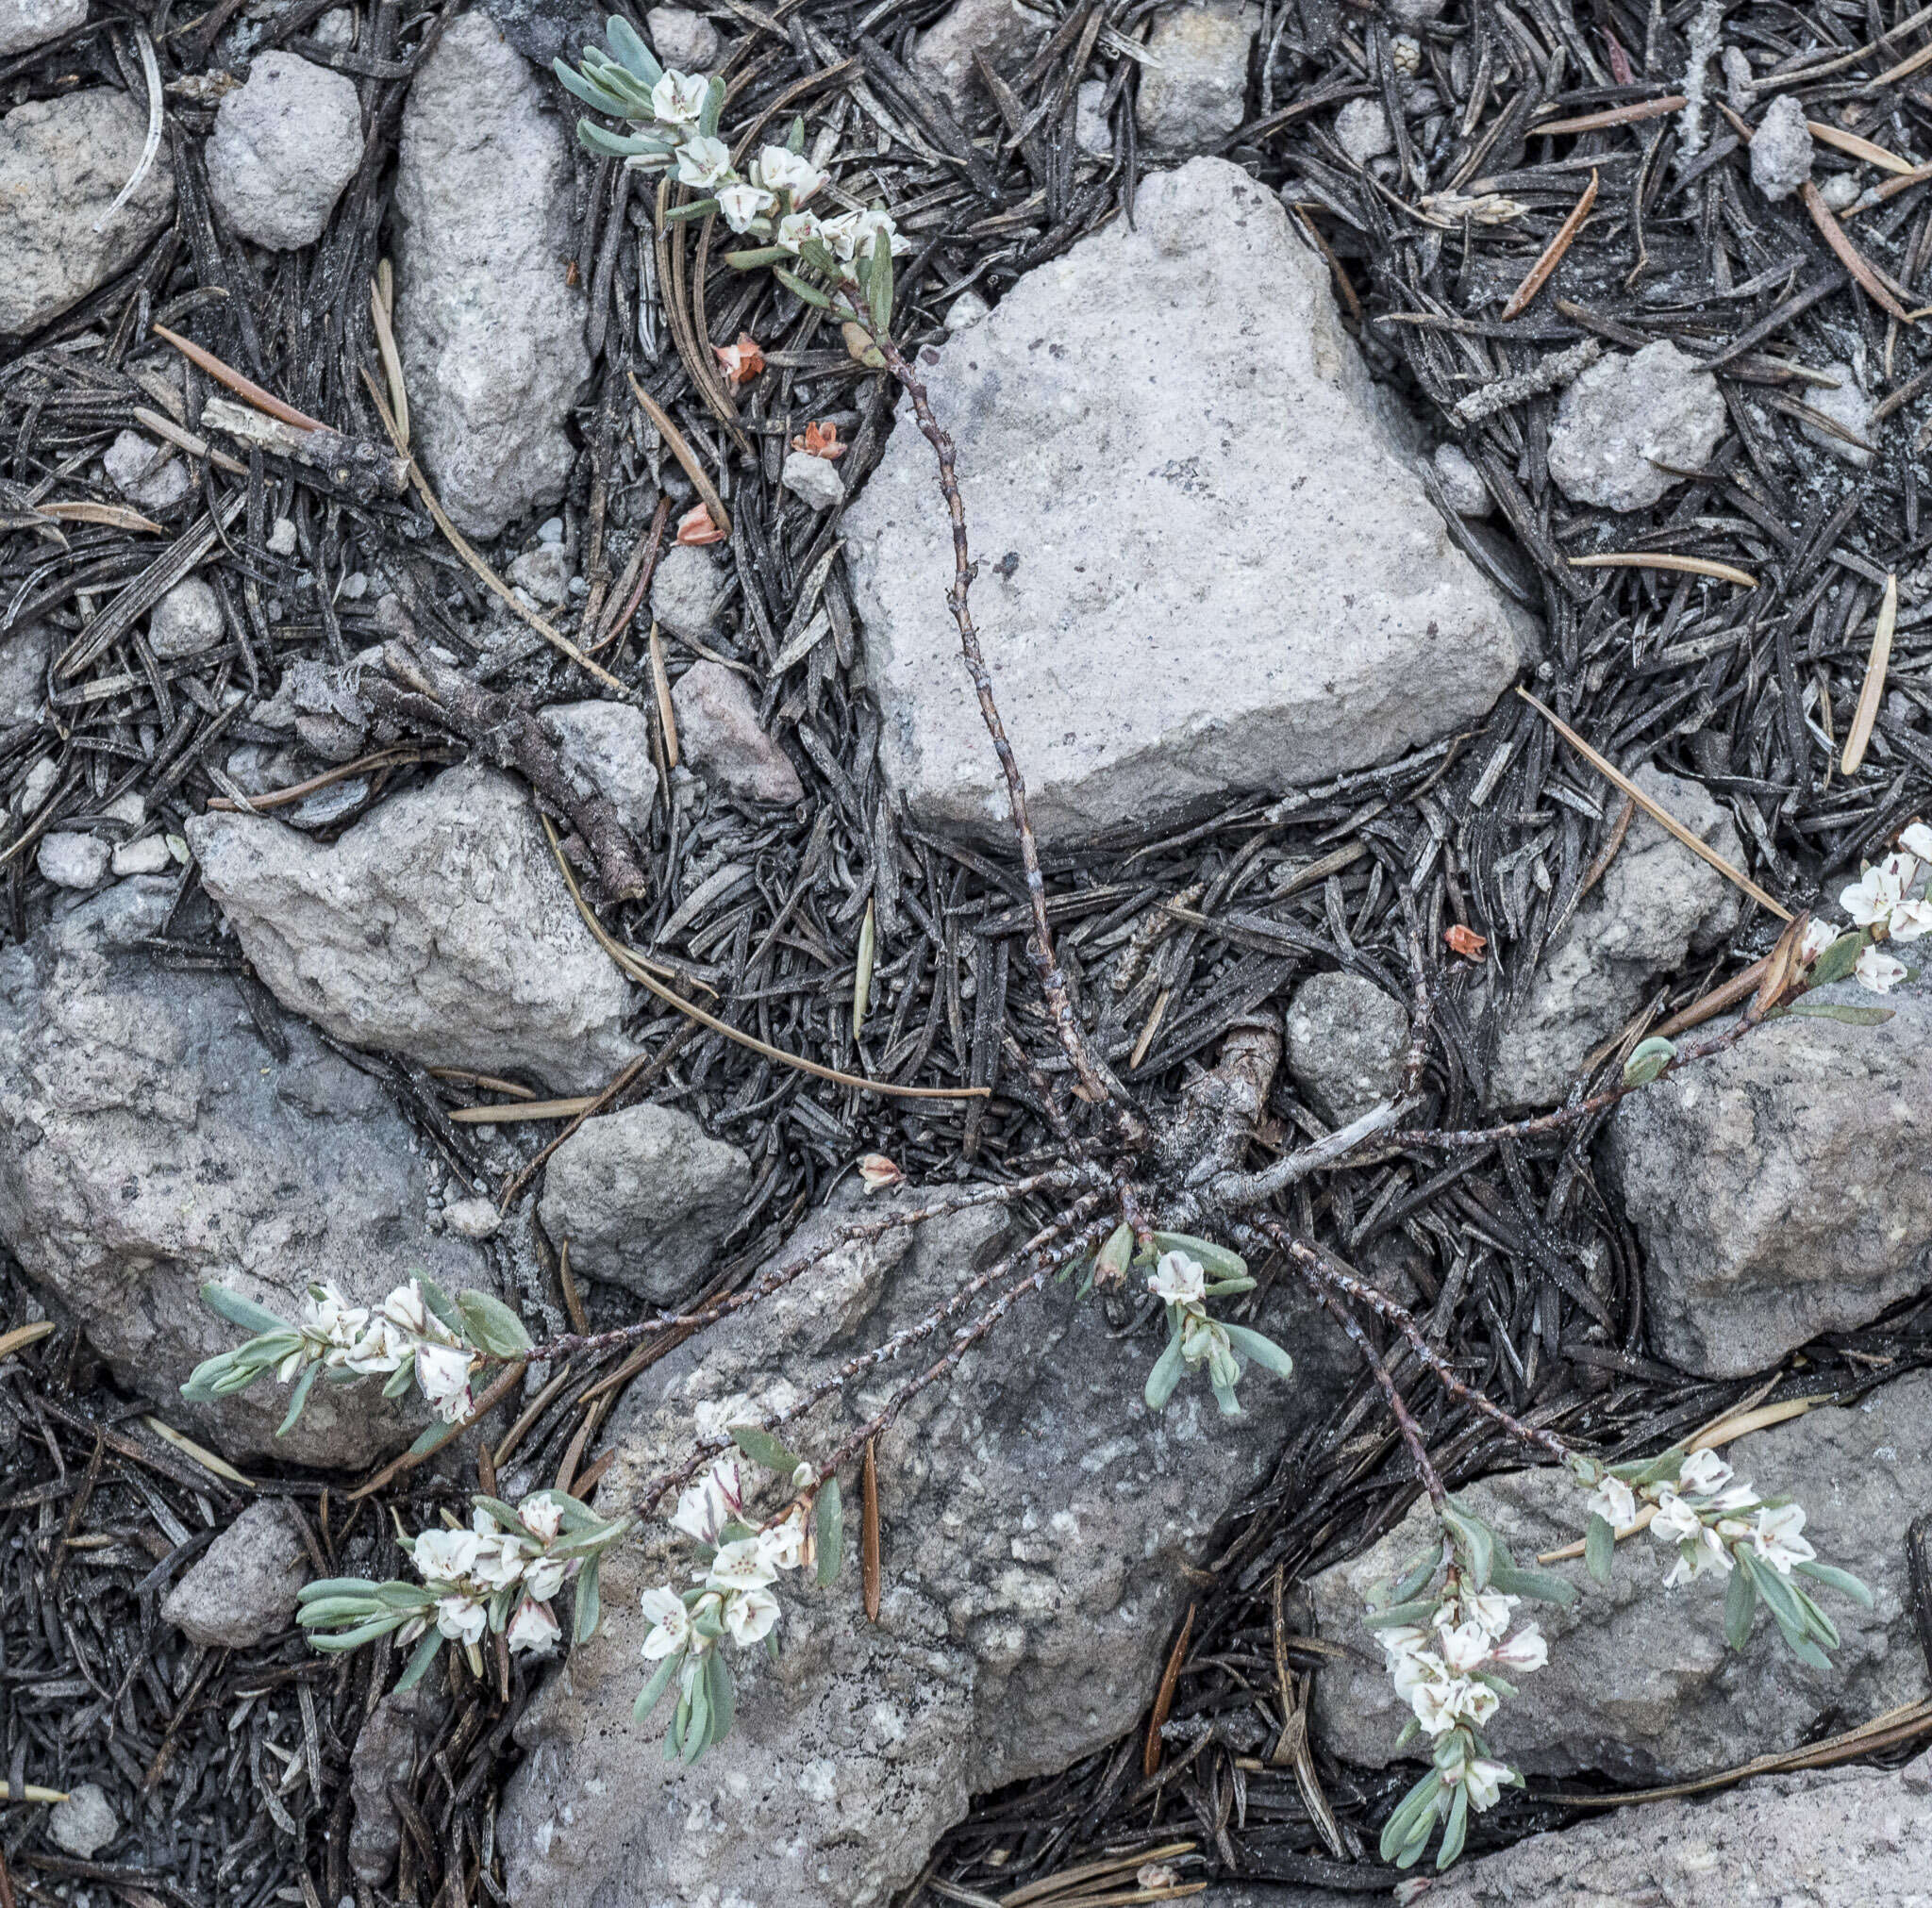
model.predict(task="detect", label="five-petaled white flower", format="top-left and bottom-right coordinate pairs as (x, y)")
top-left (412, 1526), bottom-right (481, 1584)
top-left (671, 1457), bottom-right (742, 1545)
top-left (1489, 1625), bottom-right (1549, 1672)
top-left (717, 181), bottom-right (777, 232)
top-left (1901, 823), bottom-right (1932, 862)
top-left (1841, 863), bottom-right (1904, 927)
top-left (775, 209), bottom-right (825, 253)
top-left (1661, 1524), bottom-right (1733, 1587)
top-left (1798, 919), bottom-right (1837, 965)
top-left (1649, 1488), bottom-right (1705, 1543)
top-left (1460, 1757), bottom-right (1515, 1811)
top-left (507, 1596), bottom-right (562, 1655)
top-left (1462, 1590), bottom-right (1517, 1639)
top-left (1147, 1250), bottom-right (1208, 1309)
top-left (757, 1511), bottom-right (808, 1574)
top-left (1889, 898), bottom-right (1932, 941)
top-left (675, 134), bottom-right (733, 190)
top-left (1677, 1450), bottom-right (1735, 1497)
top-left (650, 69), bottom-right (710, 124)
top-left (520, 1496), bottom-right (564, 1543)
top-left (754, 145), bottom-right (824, 202)
top-left (1749, 1503), bottom-right (1816, 1574)
top-left (525, 1553), bottom-right (575, 1602)
top-left (639, 1586), bottom-right (693, 1660)
top-left (723, 1585), bottom-right (781, 1646)
top-left (1587, 1476), bottom-right (1636, 1527)
top-left (706, 1536), bottom-right (779, 1594)
top-left (414, 1342), bottom-right (475, 1422)
top-left (435, 1593), bottom-right (488, 1646)
top-left (1856, 946), bottom-right (1907, 994)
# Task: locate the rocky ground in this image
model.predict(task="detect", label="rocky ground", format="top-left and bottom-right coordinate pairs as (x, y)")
top-left (3, 0), bottom-right (1932, 1904)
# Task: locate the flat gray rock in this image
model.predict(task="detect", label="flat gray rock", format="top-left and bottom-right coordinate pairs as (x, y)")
top-left (1605, 974), bottom-right (1932, 1375)
top-left (670, 659), bottom-right (804, 805)
top-left (0, 879), bottom-right (493, 1465)
top-left (149, 576), bottom-right (225, 659)
top-left (1136, 0), bottom-right (1258, 151)
top-left (186, 763), bottom-right (637, 1097)
top-left (912, 0), bottom-right (1051, 117)
top-left (498, 1194), bottom-right (1357, 1908)
top-left (1750, 92), bottom-right (1813, 202)
top-left (538, 699), bottom-right (658, 842)
top-left (649, 543), bottom-right (729, 644)
top-left (206, 51), bottom-right (363, 249)
top-left (1309, 1373), bottom-right (1932, 1782)
top-left (843, 158), bottom-right (1530, 845)
top-left (394, 12), bottom-right (588, 538)
top-left (162, 1499), bottom-right (310, 1647)
top-left (536, 1103), bottom-right (751, 1303)
top-left (1283, 971), bottom-right (1408, 1125)
top-left (0, 88), bottom-right (175, 335)
top-left (0, 0), bottom-right (85, 56)
top-left (1547, 340), bottom-right (1726, 512)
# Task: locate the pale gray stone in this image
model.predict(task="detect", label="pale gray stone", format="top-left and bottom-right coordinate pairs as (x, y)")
top-left (670, 659), bottom-right (804, 805)
top-left (0, 622), bottom-right (48, 722)
top-left (37, 833), bottom-right (108, 889)
top-left (1606, 971), bottom-right (1932, 1374)
top-left (350, 1684), bottom-right (448, 1883)
top-left (313, 6), bottom-right (355, 46)
top-left (268, 515), bottom-right (298, 556)
top-left (0, 89), bottom-right (175, 335)
top-left (781, 447), bottom-right (846, 511)
top-left (649, 542), bottom-right (727, 643)
top-left (536, 1103), bottom-right (750, 1302)
top-left (105, 429), bottom-right (191, 510)
top-left (498, 1193), bottom-right (1357, 1908)
top-left (394, 12), bottom-right (589, 537)
top-left (48, 1784), bottom-right (117, 1859)
top-left (843, 159), bottom-right (1530, 844)
top-left (645, 4), bottom-right (718, 69)
top-left (1335, 94), bottom-right (1391, 164)
top-left (1818, 171), bottom-right (1860, 211)
top-left (148, 575), bottom-right (225, 659)
top-left (1309, 1373), bottom-right (1932, 1781)
top-left (1491, 764), bottom-right (1741, 1107)
top-left (537, 699), bottom-right (658, 840)
top-left (912, 0), bottom-right (1051, 117)
top-left (1385, 0), bottom-right (1446, 24)
top-left (1432, 440), bottom-right (1491, 516)
top-left (1547, 340), bottom-right (1727, 511)
top-left (1398, 1747), bottom-right (1932, 1908)
top-left (510, 541), bottom-right (573, 605)
top-left (945, 287), bottom-right (991, 330)
top-left (1283, 972), bottom-right (1407, 1125)
top-left (1750, 91), bottom-right (1813, 202)
top-left (442, 1195), bottom-right (503, 1239)
top-left (162, 1500), bottom-right (309, 1646)
top-left (1723, 43), bottom-right (1757, 108)
top-left (0, 879), bottom-right (493, 1464)
top-left (1074, 78), bottom-right (1112, 158)
top-left (111, 836), bottom-right (174, 876)
top-left (0, 0), bottom-right (84, 56)
top-left (1800, 358), bottom-right (1875, 468)
top-left (206, 52), bottom-right (363, 249)
top-left (185, 763), bottom-right (638, 1096)
top-left (1135, 0), bottom-right (1258, 152)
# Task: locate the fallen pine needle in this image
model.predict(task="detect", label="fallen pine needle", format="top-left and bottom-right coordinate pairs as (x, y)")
top-left (861, 1436), bottom-right (882, 1622)
top-left (628, 372), bottom-right (733, 539)
top-left (996, 1844), bottom-right (1197, 1907)
top-left (1517, 688), bottom-right (1791, 919)
top-left (1807, 119), bottom-right (1921, 174)
top-left (1802, 180), bottom-right (1915, 322)
top-left (1841, 572), bottom-right (1899, 774)
top-left (153, 322), bottom-right (328, 432)
top-left (140, 1416), bottom-right (254, 1489)
top-left (1143, 1602), bottom-right (1193, 1776)
top-left (0, 1783), bottom-right (70, 1804)
top-left (1501, 169), bottom-right (1598, 319)
top-left (1533, 95), bottom-right (1686, 135)
top-left (1569, 552), bottom-right (1758, 588)
top-left (0, 1321), bottom-right (57, 1361)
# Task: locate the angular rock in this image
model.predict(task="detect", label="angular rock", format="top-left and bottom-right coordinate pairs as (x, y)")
top-left (162, 1500), bottom-right (310, 1647)
top-left (1750, 91), bottom-right (1813, 202)
top-left (1801, 358), bottom-right (1875, 468)
top-left (1547, 340), bottom-right (1727, 512)
top-left (394, 12), bottom-right (589, 538)
top-left (1606, 971), bottom-right (1932, 1374)
top-left (0, 878), bottom-right (493, 1464)
top-left (843, 158), bottom-right (1530, 844)
top-left (537, 700), bottom-right (658, 841)
top-left (1491, 764), bottom-right (1740, 1107)
top-left (781, 447), bottom-right (846, 511)
top-left (1310, 1372), bottom-right (1932, 1780)
top-left (1074, 78), bottom-right (1112, 158)
top-left (112, 836), bottom-right (173, 877)
top-left (649, 542), bottom-right (728, 643)
top-left (671, 659), bottom-right (804, 805)
top-left (1433, 440), bottom-right (1490, 516)
top-left (105, 430), bottom-right (191, 511)
top-left (1402, 1749), bottom-right (1932, 1908)
top-left (206, 52), bottom-right (364, 250)
top-left (37, 833), bottom-right (108, 889)
top-left (499, 1194), bottom-right (1355, 1908)
top-left (148, 575), bottom-right (225, 659)
top-left (1283, 971), bottom-right (1407, 1125)
top-left (442, 1195), bottom-right (502, 1239)
top-left (0, 0), bottom-right (84, 56)
top-left (0, 623), bottom-right (48, 722)
top-left (645, 4), bottom-right (719, 70)
top-left (912, 0), bottom-right (1052, 119)
top-left (349, 1684), bottom-right (448, 1883)
top-left (185, 763), bottom-right (637, 1097)
top-left (48, 1784), bottom-right (117, 1859)
top-left (0, 89), bottom-right (175, 336)
top-left (1334, 95), bottom-right (1391, 164)
top-left (509, 542), bottom-right (573, 605)
top-left (1135, 0), bottom-right (1258, 152)
top-left (536, 1103), bottom-right (750, 1302)
top-left (1818, 170), bottom-right (1859, 211)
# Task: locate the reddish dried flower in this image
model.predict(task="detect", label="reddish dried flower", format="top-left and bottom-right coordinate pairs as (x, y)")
top-left (857, 1153), bottom-right (902, 1194)
top-left (789, 421), bottom-right (847, 460)
top-left (1444, 923), bottom-right (1488, 961)
top-left (675, 503), bottom-right (726, 546)
top-left (713, 331), bottom-right (765, 386)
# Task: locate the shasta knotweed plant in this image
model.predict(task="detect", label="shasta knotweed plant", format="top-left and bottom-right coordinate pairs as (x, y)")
top-left (188, 15), bottom-right (1899, 1857)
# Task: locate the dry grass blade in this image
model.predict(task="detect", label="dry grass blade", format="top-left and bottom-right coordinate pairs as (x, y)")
top-left (996, 1845), bottom-right (1197, 1907)
top-left (1532, 96), bottom-right (1686, 134)
top-left (369, 266), bottom-right (408, 449)
top-left (447, 1096), bottom-right (602, 1122)
top-left (0, 1784), bottom-right (71, 1803)
top-left (36, 502), bottom-right (164, 533)
top-left (861, 1436), bottom-right (882, 1622)
top-left (1517, 689), bottom-right (1791, 918)
top-left (1801, 182), bottom-right (1915, 321)
top-left (649, 620), bottom-right (679, 768)
top-left (152, 323), bottom-right (329, 431)
top-left (205, 747), bottom-right (448, 812)
top-left (1840, 572), bottom-right (1899, 774)
top-left (1142, 1602), bottom-right (1193, 1776)
top-left (139, 1417), bottom-right (254, 1488)
top-left (1568, 552), bottom-right (1758, 587)
top-left (1500, 169), bottom-right (1598, 320)
top-left (0, 1321), bottom-right (57, 1361)
top-left (627, 373), bottom-right (733, 539)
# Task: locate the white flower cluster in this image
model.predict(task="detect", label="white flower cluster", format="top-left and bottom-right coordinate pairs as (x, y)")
top-left (1833, 825), bottom-right (1932, 993)
top-left (290, 1278), bottom-right (478, 1421)
top-left (404, 1499), bottom-right (580, 1657)
top-left (1145, 1249), bottom-right (1241, 1392)
top-left (1588, 1449), bottom-right (1814, 1588)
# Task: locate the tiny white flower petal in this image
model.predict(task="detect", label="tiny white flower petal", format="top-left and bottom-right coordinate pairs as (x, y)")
top-left (1678, 1450), bottom-right (1734, 1497)
top-left (1586, 1477), bottom-right (1637, 1527)
top-left (1856, 947), bottom-right (1907, 994)
top-left (1899, 823), bottom-right (1932, 862)
top-left (723, 1584), bottom-right (780, 1646)
top-left (507, 1596), bottom-right (561, 1655)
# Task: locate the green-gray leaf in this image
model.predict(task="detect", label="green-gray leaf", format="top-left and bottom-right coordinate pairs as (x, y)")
top-left (394, 1629), bottom-right (443, 1693)
top-left (604, 13), bottom-right (663, 84)
top-left (730, 1423), bottom-right (805, 1477)
top-left (634, 1651), bottom-right (679, 1722)
top-left (1723, 1553), bottom-right (1757, 1649)
top-left (1807, 930), bottom-right (1868, 987)
top-left (201, 1284), bottom-right (292, 1336)
top-left (277, 1362), bottom-right (320, 1437)
top-left (1786, 1001), bottom-right (1894, 1025)
top-left (1220, 1323), bottom-right (1294, 1381)
top-left (815, 1478), bottom-right (843, 1585)
top-left (1143, 1328), bottom-right (1186, 1413)
top-left (1584, 1512), bottom-right (1614, 1584)
top-left (458, 1291), bottom-right (533, 1358)
top-left (1622, 1036), bottom-right (1676, 1087)
top-left (1791, 1559), bottom-right (1874, 1607)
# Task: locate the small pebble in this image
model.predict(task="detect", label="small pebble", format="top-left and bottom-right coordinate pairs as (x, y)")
top-left (20, 756), bottom-right (58, 813)
top-left (1818, 172), bottom-right (1860, 211)
top-left (38, 833), bottom-right (108, 889)
top-left (148, 576), bottom-right (225, 659)
top-left (1432, 442), bottom-right (1491, 517)
top-left (442, 1196), bottom-right (503, 1239)
top-left (1074, 78), bottom-right (1112, 158)
top-left (267, 516), bottom-right (298, 556)
top-left (1750, 93), bottom-right (1813, 203)
top-left (1335, 96), bottom-right (1392, 165)
top-left (112, 836), bottom-right (175, 877)
top-left (103, 790), bottom-right (144, 826)
top-left (1800, 360), bottom-right (1875, 468)
top-left (1722, 45), bottom-right (1757, 108)
top-left (104, 430), bottom-right (190, 511)
top-left (537, 516), bottom-right (565, 544)
top-left (646, 4), bottom-right (720, 69)
top-left (780, 450), bottom-right (846, 512)
top-left (49, 1784), bottom-right (118, 1860)
top-left (508, 543), bottom-right (572, 606)
top-left (340, 571), bottom-right (369, 601)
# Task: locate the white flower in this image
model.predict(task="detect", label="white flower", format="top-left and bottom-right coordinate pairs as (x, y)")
top-left (519, 1496), bottom-right (564, 1543)
top-left (1586, 1477), bottom-right (1637, 1528)
top-left (301, 1281), bottom-right (364, 1344)
top-left (1461, 1589), bottom-right (1517, 1640)
top-left (1489, 1625), bottom-right (1548, 1673)
top-left (1389, 1646), bottom-right (1444, 1701)
top-left (670, 1457), bottom-right (743, 1545)
top-left (341, 1317), bottom-right (408, 1376)
top-left (379, 1278), bottom-right (434, 1339)
top-left (1890, 898), bottom-right (1932, 941)
top-left (753, 144), bottom-right (824, 202)
top-left (1900, 823), bottom-right (1932, 861)
top-left (1377, 1623), bottom-right (1431, 1664)
top-left (434, 1593), bottom-right (488, 1646)
top-left (1677, 1450), bottom-right (1735, 1498)
top-left (1461, 1757), bottom-right (1514, 1811)
top-left (639, 1586), bottom-right (692, 1660)
top-left (1856, 947), bottom-right (1907, 994)
top-left (722, 1585), bottom-right (780, 1646)
top-left (412, 1527), bottom-right (482, 1584)
top-left (1799, 919), bottom-right (1838, 964)
top-left (1661, 1526), bottom-right (1733, 1587)
top-left (675, 134), bottom-right (733, 190)
top-left (1749, 1503), bottom-right (1816, 1574)
top-left (525, 1554), bottom-right (575, 1602)
top-left (706, 1536), bottom-right (779, 1593)
top-left (716, 180), bottom-right (776, 232)
top-left (819, 207), bottom-right (908, 265)
top-left (414, 1342), bottom-right (475, 1422)
top-left (775, 210), bottom-right (824, 253)
top-left (467, 1530), bottom-right (528, 1592)
top-left (1407, 1674), bottom-right (1464, 1736)
top-left (1706, 1482), bottom-right (1760, 1513)
top-left (1883, 851), bottom-right (1918, 890)
top-left (691, 1395), bottom-right (758, 1442)
top-left (650, 69), bottom-right (709, 124)
top-left (1147, 1250), bottom-right (1208, 1309)
top-left (1649, 1488), bottom-right (1705, 1544)
top-left (1841, 863), bottom-right (1904, 926)
top-left (507, 1596), bottom-right (561, 1655)
top-left (757, 1511), bottom-right (808, 1573)
top-left (1439, 1619), bottom-right (1492, 1673)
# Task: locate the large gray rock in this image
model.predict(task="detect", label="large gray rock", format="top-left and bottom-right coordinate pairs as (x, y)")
top-left (186, 763), bottom-right (637, 1097)
top-left (1403, 1748), bottom-right (1932, 1908)
top-left (1309, 1373), bottom-right (1932, 1782)
top-left (393, 12), bottom-right (589, 537)
top-left (1491, 764), bottom-right (1741, 1108)
top-left (843, 158), bottom-right (1530, 846)
top-left (162, 1499), bottom-right (309, 1646)
top-left (0, 0), bottom-right (85, 56)
top-left (499, 1194), bottom-right (1356, 1908)
top-left (1135, 0), bottom-right (1258, 151)
top-left (536, 1103), bottom-right (751, 1303)
top-left (1547, 340), bottom-right (1727, 511)
top-left (912, 0), bottom-right (1052, 117)
top-left (206, 51), bottom-right (364, 251)
top-left (0, 879), bottom-right (492, 1465)
top-left (1606, 973), bottom-right (1932, 1375)
top-left (0, 88), bottom-right (175, 335)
